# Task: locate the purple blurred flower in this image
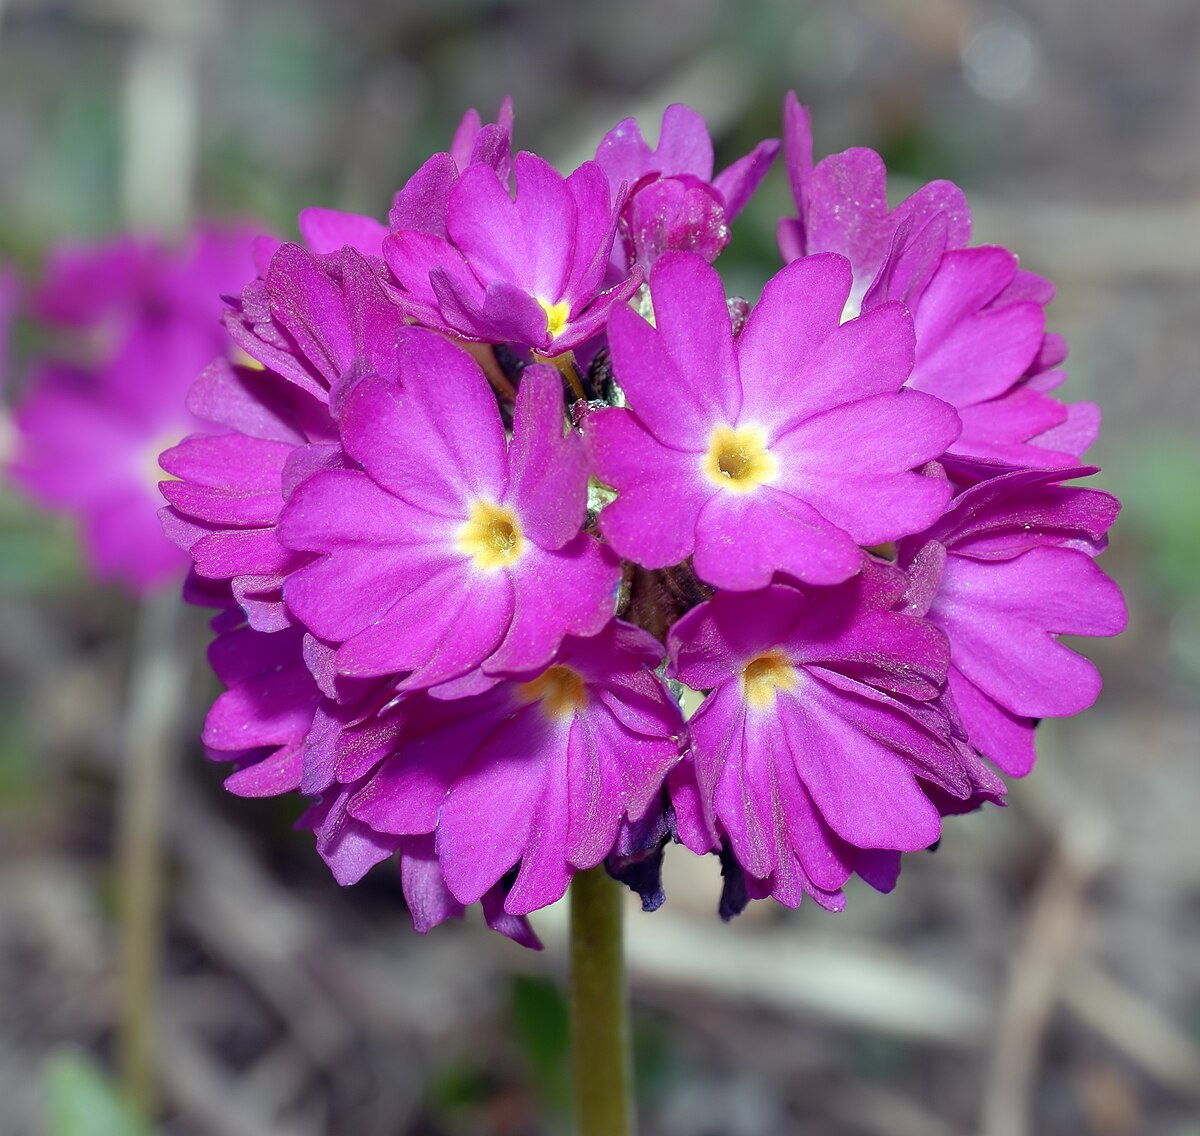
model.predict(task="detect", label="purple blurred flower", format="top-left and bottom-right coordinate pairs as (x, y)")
top-left (160, 244), bottom-right (402, 630)
top-left (586, 251), bottom-right (959, 589)
top-left (10, 225), bottom-right (260, 592)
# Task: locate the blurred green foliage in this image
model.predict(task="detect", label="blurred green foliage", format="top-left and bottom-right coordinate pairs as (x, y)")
top-left (43, 1051), bottom-right (155, 1136)
top-left (1107, 434), bottom-right (1200, 604)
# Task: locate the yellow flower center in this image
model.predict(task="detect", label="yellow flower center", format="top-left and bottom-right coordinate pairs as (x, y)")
top-left (518, 665), bottom-right (588, 720)
top-left (538, 297), bottom-right (571, 341)
top-left (702, 423), bottom-right (777, 493)
top-left (741, 650), bottom-right (798, 711)
top-left (457, 500), bottom-right (526, 571)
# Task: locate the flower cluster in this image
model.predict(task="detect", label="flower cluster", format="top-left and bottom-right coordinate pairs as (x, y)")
top-left (8, 227), bottom-right (262, 592)
top-left (162, 97), bottom-right (1125, 943)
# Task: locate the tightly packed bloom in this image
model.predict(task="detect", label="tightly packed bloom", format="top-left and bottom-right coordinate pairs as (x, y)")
top-left (7, 226), bottom-right (260, 591)
top-left (162, 97), bottom-right (1125, 944)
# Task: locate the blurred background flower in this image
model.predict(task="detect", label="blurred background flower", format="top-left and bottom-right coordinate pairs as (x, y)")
top-left (0, 2), bottom-right (1194, 1135)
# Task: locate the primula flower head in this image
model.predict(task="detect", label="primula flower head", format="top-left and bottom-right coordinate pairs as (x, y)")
top-left (162, 95), bottom-right (1124, 941)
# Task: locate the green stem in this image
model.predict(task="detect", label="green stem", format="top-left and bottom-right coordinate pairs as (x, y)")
top-left (116, 590), bottom-right (187, 1118)
top-left (569, 865), bottom-right (634, 1136)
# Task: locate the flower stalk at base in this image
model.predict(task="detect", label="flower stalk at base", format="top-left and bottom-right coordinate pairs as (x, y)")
top-left (570, 866), bottom-right (634, 1136)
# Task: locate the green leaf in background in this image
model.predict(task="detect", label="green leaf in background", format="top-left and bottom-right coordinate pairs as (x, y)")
top-left (0, 490), bottom-right (86, 595)
top-left (1107, 434), bottom-right (1200, 603)
top-left (44, 1050), bottom-right (155, 1136)
top-left (510, 974), bottom-right (572, 1118)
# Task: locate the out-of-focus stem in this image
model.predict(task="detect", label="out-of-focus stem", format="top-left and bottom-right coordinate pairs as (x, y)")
top-left (569, 865), bottom-right (634, 1136)
top-left (461, 340), bottom-right (518, 401)
top-left (540, 350), bottom-right (588, 401)
top-left (116, 589), bottom-right (188, 1118)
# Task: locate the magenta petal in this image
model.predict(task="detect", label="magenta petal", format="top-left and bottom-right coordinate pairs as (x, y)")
top-left (433, 274), bottom-right (548, 348)
top-left (912, 299), bottom-right (1045, 408)
top-left (778, 682), bottom-right (941, 850)
top-left (338, 330), bottom-right (508, 512)
top-left (399, 836), bottom-right (467, 932)
top-left (779, 93), bottom-right (813, 262)
top-left (588, 409), bottom-right (709, 568)
top-left (481, 886), bottom-right (543, 949)
top-left (946, 666), bottom-right (1036, 777)
top-left (351, 739), bottom-right (470, 837)
top-left (191, 525), bottom-right (299, 579)
top-left (893, 179), bottom-right (971, 250)
top-left (548, 270), bottom-right (642, 353)
top-left (438, 709), bottom-right (560, 906)
top-left (388, 152), bottom-right (459, 237)
top-left (514, 153), bottom-right (578, 301)
top-left (933, 548), bottom-right (1127, 717)
top-left (160, 433), bottom-right (291, 526)
top-left (264, 244), bottom-right (356, 384)
top-left (710, 709), bottom-right (782, 880)
top-left (773, 760), bottom-right (857, 893)
top-left (609, 253), bottom-right (739, 445)
top-left (595, 103), bottom-right (714, 189)
top-left (667, 587), bottom-right (802, 691)
top-left (280, 468), bottom-right (457, 641)
top-left (339, 562), bottom-right (514, 685)
top-left (304, 787), bottom-right (404, 886)
top-left (298, 207), bottom-right (387, 256)
top-left (693, 487), bottom-right (863, 590)
top-left (644, 250), bottom-right (739, 401)
top-left (185, 358), bottom-right (312, 444)
top-left (741, 298), bottom-right (915, 429)
top-left (504, 366), bottom-right (588, 547)
top-left (773, 390), bottom-right (958, 544)
top-left (669, 755), bottom-right (719, 854)
top-left (1031, 400), bottom-right (1100, 459)
top-left (486, 540), bottom-right (618, 675)
top-left (564, 160), bottom-right (622, 300)
top-left (446, 160), bottom-right (533, 287)
top-left (383, 228), bottom-right (477, 315)
top-left (505, 751), bottom-right (574, 913)
top-left (921, 465), bottom-right (1118, 558)
top-left (736, 253), bottom-right (858, 416)
top-left (654, 103), bottom-right (715, 177)
top-left (224, 743), bottom-right (303, 798)
top-left (805, 149), bottom-right (890, 272)
top-left (713, 138), bottom-right (781, 219)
